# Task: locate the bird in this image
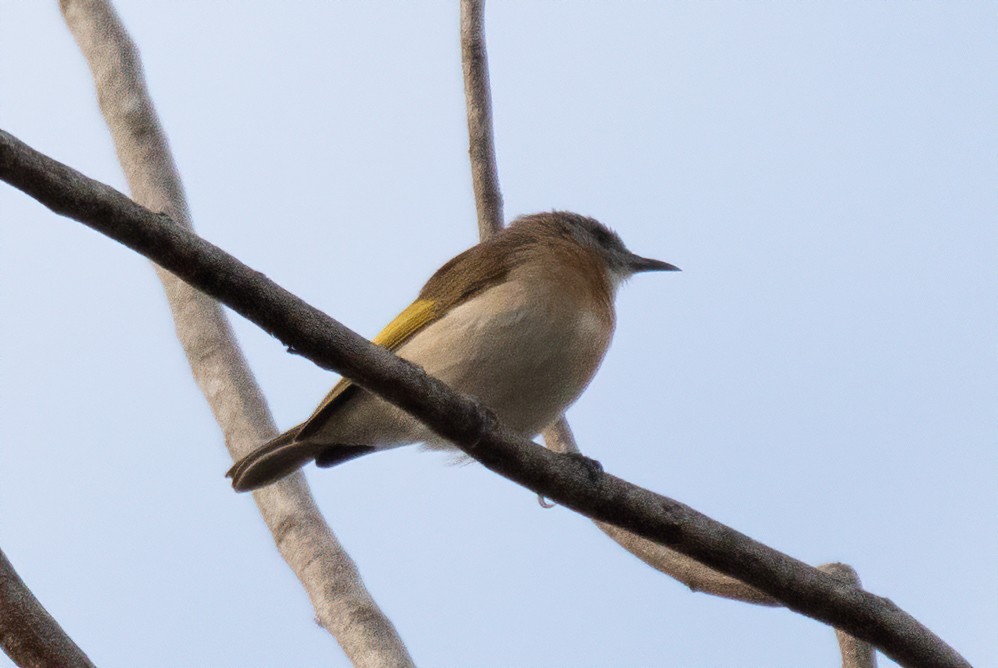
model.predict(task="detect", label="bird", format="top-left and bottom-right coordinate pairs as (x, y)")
top-left (227, 211), bottom-right (678, 492)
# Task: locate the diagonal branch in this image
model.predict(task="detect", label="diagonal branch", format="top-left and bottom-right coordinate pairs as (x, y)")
top-left (543, 422), bottom-right (877, 668)
top-left (456, 9), bottom-right (874, 667)
top-left (0, 548), bottom-right (95, 668)
top-left (57, 1), bottom-right (412, 666)
top-left (541, 420), bottom-right (772, 603)
top-left (0, 129), bottom-right (967, 668)
top-left (825, 563), bottom-right (880, 668)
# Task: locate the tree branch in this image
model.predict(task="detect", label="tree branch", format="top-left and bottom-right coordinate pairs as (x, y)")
top-left (0, 130), bottom-right (967, 668)
top-left (460, 0), bottom-right (503, 237)
top-left (544, 422), bottom-right (876, 668)
top-left (542, 421), bottom-right (773, 603)
top-left (57, 2), bottom-right (412, 665)
top-left (458, 0), bottom-right (774, 607)
top-left (456, 9), bottom-right (874, 667)
top-left (0, 548), bottom-right (95, 668)
top-left (825, 563), bottom-right (879, 668)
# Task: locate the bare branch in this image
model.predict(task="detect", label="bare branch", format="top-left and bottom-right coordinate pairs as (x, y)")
top-left (457, 4), bottom-right (858, 654)
top-left (456, 9), bottom-right (877, 666)
top-left (460, 0), bottom-right (504, 236)
top-left (545, 421), bottom-right (877, 667)
top-left (824, 563), bottom-right (878, 668)
top-left (57, 2), bottom-right (412, 665)
top-left (0, 548), bottom-right (95, 668)
top-left (543, 420), bottom-right (775, 603)
top-left (457, 0), bottom-right (777, 611)
top-left (0, 130), bottom-right (968, 668)
top-left (457, 0), bottom-right (773, 609)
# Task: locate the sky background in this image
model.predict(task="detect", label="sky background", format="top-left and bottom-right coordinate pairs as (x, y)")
top-left (1, 2), bottom-right (995, 667)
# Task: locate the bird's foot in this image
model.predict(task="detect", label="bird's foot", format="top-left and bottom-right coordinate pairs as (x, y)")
top-left (536, 494), bottom-right (557, 509)
top-left (562, 452), bottom-right (604, 484)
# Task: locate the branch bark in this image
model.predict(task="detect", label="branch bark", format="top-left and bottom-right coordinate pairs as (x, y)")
top-left (457, 9), bottom-right (875, 668)
top-left (544, 423), bottom-right (877, 668)
top-left (542, 420), bottom-right (773, 603)
top-left (0, 548), bottom-right (95, 668)
top-left (0, 130), bottom-right (966, 668)
top-left (460, 0), bottom-right (503, 237)
top-left (57, 2), bottom-right (412, 666)
top-left (459, 0), bottom-right (772, 605)
top-left (825, 563), bottom-right (879, 668)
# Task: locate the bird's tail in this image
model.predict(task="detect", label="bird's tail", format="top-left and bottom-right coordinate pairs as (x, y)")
top-left (227, 426), bottom-right (308, 492)
top-left (227, 427), bottom-right (377, 492)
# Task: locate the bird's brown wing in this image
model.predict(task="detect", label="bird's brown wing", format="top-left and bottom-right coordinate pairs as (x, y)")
top-left (294, 297), bottom-right (440, 440)
top-left (227, 230), bottom-right (529, 489)
top-left (294, 237), bottom-right (517, 441)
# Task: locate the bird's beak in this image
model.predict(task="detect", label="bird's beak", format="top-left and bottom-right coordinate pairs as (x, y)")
top-left (628, 254), bottom-right (680, 273)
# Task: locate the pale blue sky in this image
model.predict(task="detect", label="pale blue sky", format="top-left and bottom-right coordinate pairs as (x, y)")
top-left (1, 2), bottom-right (995, 667)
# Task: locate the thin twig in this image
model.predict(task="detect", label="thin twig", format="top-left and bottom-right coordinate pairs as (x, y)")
top-left (57, 2), bottom-right (412, 666)
top-left (457, 0), bottom-right (827, 630)
top-left (544, 421), bottom-right (877, 668)
top-left (825, 563), bottom-right (878, 668)
top-left (0, 548), bottom-right (95, 668)
top-left (458, 0), bottom-right (774, 605)
top-left (542, 420), bottom-right (775, 602)
top-left (460, 0), bottom-right (503, 237)
top-left (455, 9), bottom-right (876, 666)
top-left (0, 129), bottom-right (967, 668)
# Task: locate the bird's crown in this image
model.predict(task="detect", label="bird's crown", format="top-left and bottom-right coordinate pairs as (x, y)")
top-left (508, 211), bottom-right (678, 277)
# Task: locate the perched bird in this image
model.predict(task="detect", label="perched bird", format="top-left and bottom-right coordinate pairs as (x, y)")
top-left (228, 211), bottom-right (678, 491)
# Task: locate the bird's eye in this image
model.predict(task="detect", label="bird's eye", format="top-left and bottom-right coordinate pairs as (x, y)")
top-left (593, 227), bottom-right (620, 251)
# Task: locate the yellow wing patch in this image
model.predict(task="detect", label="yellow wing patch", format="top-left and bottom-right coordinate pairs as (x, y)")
top-left (301, 299), bottom-right (440, 430)
top-left (371, 299), bottom-right (439, 351)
